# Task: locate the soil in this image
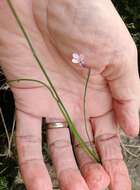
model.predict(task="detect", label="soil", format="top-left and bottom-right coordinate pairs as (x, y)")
top-left (121, 134), bottom-right (140, 190)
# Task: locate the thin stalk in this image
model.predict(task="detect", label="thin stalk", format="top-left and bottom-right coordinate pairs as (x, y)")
top-left (8, 78), bottom-right (99, 161)
top-left (120, 136), bottom-right (140, 158)
top-left (8, 79), bottom-right (58, 102)
top-left (123, 144), bottom-right (140, 148)
top-left (0, 107), bottom-right (10, 156)
top-left (6, 0), bottom-right (59, 97)
top-left (6, 0), bottom-right (100, 162)
top-left (83, 69), bottom-right (93, 148)
top-left (8, 113), bottom-right (16, 154)
top-left (0, 107), bottom-right (10, 146)
top-left (57, 102), bottom-right (100, 160)
top-left (0, 167), bottom-right (8, 174)
top-left (121, 142), bottom-right (140, 158)
top-left (0, 107), bottom-right (15, 157)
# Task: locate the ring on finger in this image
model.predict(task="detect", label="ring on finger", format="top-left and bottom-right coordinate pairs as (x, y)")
top-left (46, 120), bottom-right (68, 129)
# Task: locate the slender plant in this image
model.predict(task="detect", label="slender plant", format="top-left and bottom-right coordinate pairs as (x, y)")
top-left (6, 0), bottom-right (100, 162)
top-left (83, 68), bottom-right (93, 150)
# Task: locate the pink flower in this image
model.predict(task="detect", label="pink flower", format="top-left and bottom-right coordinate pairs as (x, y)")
top-left (72, 52), bottom-right (85, 66)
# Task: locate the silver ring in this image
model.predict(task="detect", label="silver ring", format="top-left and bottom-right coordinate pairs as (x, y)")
top-left (46, 121), bottom-right (68, 129)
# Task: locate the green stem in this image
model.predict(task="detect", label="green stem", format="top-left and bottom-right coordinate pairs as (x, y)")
top-left (8, 78), bottom-right (99, 161)
top-left (6, 0), bottom-right (100, 162)
top-left (8, 79), bottom-right (58, 102)
top-left (83, 69), bottom-right (93, 149)
top-left (57, 101), bottom-right (100, 161)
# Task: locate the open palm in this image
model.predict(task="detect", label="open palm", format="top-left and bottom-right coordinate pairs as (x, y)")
top-left (0, 0), bottom-right (139, 190)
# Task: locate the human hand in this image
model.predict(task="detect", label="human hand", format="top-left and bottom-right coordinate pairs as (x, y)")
top-left (0, 0), bottom-right (139, 190)
top-left (47, 0), bottom-right (140, 136)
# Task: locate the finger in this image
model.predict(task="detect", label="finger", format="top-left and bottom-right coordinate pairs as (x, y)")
top-left (113, 99), bottom-right (139, 137)
top-left (138, 80), bottom-right (140, 107)
top-left (73, 120), bottom-right (110, 190)
top-left (102, 47), bottom-right (140, 137)
top-left (47, 122), bottom-right (89, 190)
top-left (90, 111), bottom-right (131, 190)
top-left (16, 110), bottom-right (52, 190)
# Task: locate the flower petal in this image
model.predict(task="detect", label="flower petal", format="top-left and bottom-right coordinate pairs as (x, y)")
top-left (72, 58), bottom-right (80, 64)
top-left (72, 52), bottom-right (80, 59)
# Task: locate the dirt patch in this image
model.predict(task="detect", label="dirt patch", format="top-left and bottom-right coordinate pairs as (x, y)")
top-left (121, 134), bottom-right (140, 190)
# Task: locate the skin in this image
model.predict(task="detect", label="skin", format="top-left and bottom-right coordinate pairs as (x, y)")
top-left (0, 0), bottom-right (139, 189)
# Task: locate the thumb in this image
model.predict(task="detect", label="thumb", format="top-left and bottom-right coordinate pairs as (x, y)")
top-left (103, 47), bottom-right (140, 137)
